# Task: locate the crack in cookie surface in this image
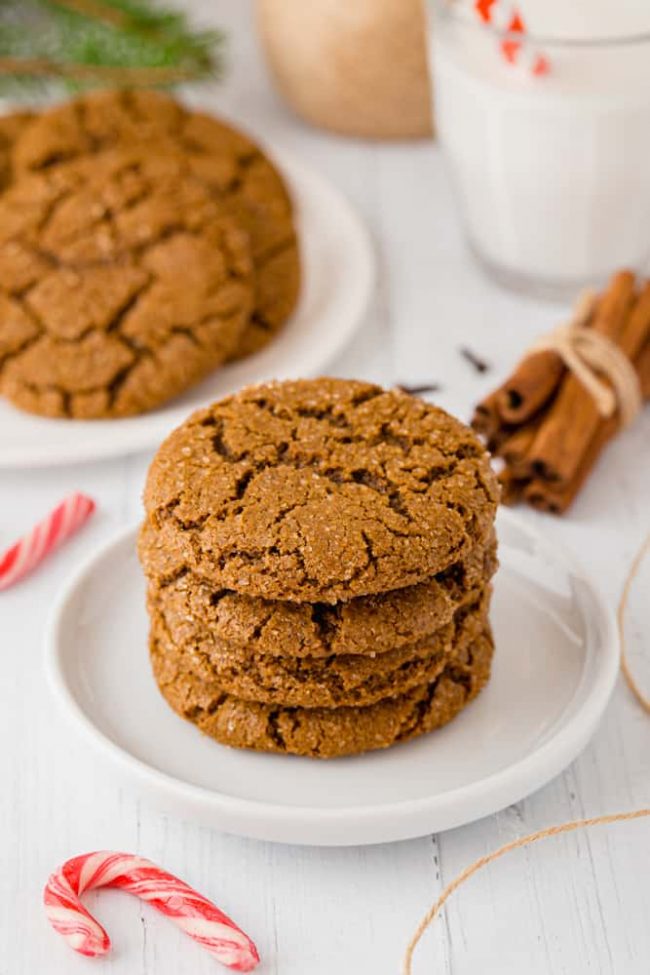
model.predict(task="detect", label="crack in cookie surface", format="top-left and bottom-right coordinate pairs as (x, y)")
top-left (144, 529), bottom-right (497, 658)
top-left (150, 620), bottom-right (494, 758)
top-left (11, 89), bottom-right (300, 359)
top-left (0, 148), bottom-right (254, 417)
top-left (141, 379), bottom-right (500, 602)
top-left (148, 588), bottom-right (491, 708)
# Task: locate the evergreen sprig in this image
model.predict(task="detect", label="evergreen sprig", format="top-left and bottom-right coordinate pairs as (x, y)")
top-left (0, 0), bottom-right (225, 97)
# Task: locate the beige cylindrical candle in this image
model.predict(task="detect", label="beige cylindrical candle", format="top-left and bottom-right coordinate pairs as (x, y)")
top-left (257, 0), bottom-right (433, 139)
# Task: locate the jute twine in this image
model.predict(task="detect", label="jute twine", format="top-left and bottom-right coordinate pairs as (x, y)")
top-left (620, 534), bottom-right (650, 714)
top-left (402, 532), bottom-right (650, 975)
top-left (531, 289), bottom-right (643, 427)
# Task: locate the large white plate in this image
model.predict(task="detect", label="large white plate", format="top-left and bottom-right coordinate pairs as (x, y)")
top-left (46, 509), bottom-right (618, 846)
top-left (0, 149), bottom-right (374, 468)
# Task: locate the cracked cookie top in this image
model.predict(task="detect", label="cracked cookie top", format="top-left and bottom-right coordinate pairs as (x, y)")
top-left (0, 147), bottom-right (253, 418)
top-left (141, 378), bottom-right (499, 602)
top-left (11, 89), bottom-right (300, 358)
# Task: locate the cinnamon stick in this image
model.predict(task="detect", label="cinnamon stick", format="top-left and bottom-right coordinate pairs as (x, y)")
top-left (524, 336), bottom-right (650, 514)
top-left (498, 468), bottom-right (528, 506)
top-left (496, 290), bottom-right (597, 424)
top-left (527, 270), bottom-right (639, 485)
top-left (524, 424), bottom-right (611, 514)
top-left (496, 418), bottom-right (541, 478)
top-left (639, 340), bottom-right (650, 399)
top-left (486, 425), bottom-right (515, 456)
top-left (471, 390), bottom-right (502, 440)
top-left (496, 350), bottom-right (564, 424)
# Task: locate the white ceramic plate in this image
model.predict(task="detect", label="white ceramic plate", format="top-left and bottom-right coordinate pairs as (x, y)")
top-left (46, 509), bottom-right (618, 846)
top-left (0, 149), bottom-right (374, 469)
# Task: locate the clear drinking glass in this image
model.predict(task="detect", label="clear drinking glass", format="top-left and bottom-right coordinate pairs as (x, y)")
top-left (427, 2), bottom-right (650, 298)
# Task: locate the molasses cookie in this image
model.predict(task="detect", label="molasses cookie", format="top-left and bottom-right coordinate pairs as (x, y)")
top-left (148, 589), bottom-right (490, 708)
top-left (12, 89), bottom-right (300, 357)
top-left (143, 528), bottom-right (497, 658)
top-left (0, 148), bottom-right (253, 418)
top-left (150, 620), bottom-right (494, 758)
top-left (141, 378), bottom-right (499, 602)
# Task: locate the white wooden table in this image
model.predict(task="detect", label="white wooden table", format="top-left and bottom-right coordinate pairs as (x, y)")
top-left (1, 3), bottom-right (649, 972)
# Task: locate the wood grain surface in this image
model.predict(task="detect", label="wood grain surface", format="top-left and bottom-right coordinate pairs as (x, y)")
top-left (1, 3), bottom-right (649, 973)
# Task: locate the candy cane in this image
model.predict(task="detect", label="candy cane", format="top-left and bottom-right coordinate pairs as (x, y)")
top-left (0, 492), bottom-right (95, 591)
top-left (474, 0), bottom-right (550, 76)
top-left (44, 852), bottom-right (260, 972)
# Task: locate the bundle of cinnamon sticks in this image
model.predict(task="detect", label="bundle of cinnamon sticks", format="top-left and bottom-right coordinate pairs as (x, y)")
top-left (472, 270), bottom-right (650, 514)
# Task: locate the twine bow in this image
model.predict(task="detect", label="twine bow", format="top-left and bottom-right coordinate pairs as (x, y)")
top-left (532, 290), bottom-right (642, 428)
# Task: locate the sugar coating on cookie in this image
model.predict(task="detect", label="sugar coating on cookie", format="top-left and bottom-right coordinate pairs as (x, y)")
top-left (150, 621), bottom-right (495, 758)
top-left (141, 378), bottom-right (500, 602)
top-left (148, 587), bottom-right (490, 709)
top-left (143, 528), bottom-right (497, 658)
top-left (0, 148), bottom-right (253, 418)
top-left (12, 89), bottom-right (300, 357)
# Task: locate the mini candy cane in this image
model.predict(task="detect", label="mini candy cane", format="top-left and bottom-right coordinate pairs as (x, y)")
top-left (0, 492), bottom-right (95, 591)
top-left (44, 851), bottom-right (260, 972)
top-left (474, 0), bottom-right (550, 76)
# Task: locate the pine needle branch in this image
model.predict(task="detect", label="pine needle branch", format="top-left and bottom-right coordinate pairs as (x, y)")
top-left (49, 0), bottom-right (133, 32)
top-left (0, 56), bottom-right (211, 86)
top-left (0, 0), bottom-right (225, 97)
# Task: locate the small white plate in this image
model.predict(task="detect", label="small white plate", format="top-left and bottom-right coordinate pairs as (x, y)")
top-left (46, 509), bottom-right (618, 847)
top-left (0, 149), bottom-right (374, 469)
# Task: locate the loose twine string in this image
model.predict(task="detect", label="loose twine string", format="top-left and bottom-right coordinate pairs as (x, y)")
top-left (531, 289), bottom-right (643, 427)
top-left (620, 534), bottom-right (650, 713)
top-left (402, 532), bottom-right (650, 975)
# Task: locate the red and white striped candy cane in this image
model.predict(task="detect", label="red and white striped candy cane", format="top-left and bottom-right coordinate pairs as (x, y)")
top-left (474, 0), bottom-right (550, 76)
top-left (0, 492), bottom-right (95, 591)
top-left (44, 851), bottom-right (260, 972)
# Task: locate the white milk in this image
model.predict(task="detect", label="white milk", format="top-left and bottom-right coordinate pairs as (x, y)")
top-left (429, 0), bottom-right (650, 295)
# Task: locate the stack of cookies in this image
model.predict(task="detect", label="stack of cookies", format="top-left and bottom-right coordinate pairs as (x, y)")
top-left (0, 90), bottom-right (300, 419)
top-left (139, 378), bottom-right (499, 759)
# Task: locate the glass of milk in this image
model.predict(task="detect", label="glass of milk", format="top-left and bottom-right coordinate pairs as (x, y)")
top-left (428, 0), bottom-right (650, 298)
